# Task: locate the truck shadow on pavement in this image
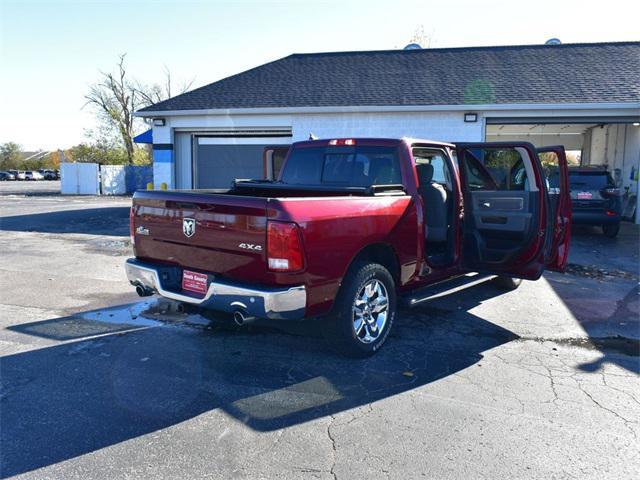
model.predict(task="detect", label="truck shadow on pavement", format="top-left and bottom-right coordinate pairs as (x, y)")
top-left (0, 207), bottom-right (130, 236)
top-left (1, 280), bottom-right (517, 478)
top-left (544, 224), bottom-right (640, 374)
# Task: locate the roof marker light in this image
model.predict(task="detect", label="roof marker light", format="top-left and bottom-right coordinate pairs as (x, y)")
top-left (328, 139), bottom-right (356, 146)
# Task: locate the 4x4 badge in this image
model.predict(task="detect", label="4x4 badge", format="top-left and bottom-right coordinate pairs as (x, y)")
top-left (238, 243), bottom-right (262, 251)
top-left (183, 218), bottom-right (196, 238)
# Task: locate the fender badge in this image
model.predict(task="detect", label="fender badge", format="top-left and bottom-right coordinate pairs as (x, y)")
top-left (238, 243), bottom-right (262, 251)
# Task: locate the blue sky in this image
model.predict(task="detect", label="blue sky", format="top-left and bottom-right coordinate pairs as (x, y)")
top-left (1, 0), bottom-right (638, 150)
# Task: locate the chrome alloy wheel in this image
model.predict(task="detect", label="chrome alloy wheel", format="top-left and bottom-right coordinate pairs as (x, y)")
top-left (352, 279), bottom-right (389, 344)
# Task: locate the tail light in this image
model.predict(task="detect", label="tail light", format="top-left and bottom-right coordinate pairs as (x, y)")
top-left (606, 210), bottom-right (617, 217)
top-left (267, 221), bottom-right (304, 272)
top-left (129, 207), bottom-right (135, 246)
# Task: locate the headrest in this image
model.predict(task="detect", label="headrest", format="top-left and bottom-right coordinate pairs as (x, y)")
top-left (416, 163), bottom-right (434, 183)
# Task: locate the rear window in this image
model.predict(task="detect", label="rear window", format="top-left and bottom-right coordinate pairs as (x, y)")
top-left (569, 171), bottom-right (614, 190)
top-left (280, 146), bottom-right (402, 187)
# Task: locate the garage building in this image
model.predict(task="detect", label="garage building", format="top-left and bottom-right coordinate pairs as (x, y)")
top-left (136, 41), bottom-right (640, 222)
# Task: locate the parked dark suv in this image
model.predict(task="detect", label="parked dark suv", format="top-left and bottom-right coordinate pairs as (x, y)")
top-left (563, 167), bottom-right (622, 237)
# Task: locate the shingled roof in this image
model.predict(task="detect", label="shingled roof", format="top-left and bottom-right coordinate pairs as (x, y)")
top-left (138, 42), bottom-right (640, 113)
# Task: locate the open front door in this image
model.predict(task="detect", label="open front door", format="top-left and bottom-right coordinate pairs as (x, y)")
top-left (537, 145), bottom-right (571, 272)
top-left (456, 142), bottom-right (550, 280)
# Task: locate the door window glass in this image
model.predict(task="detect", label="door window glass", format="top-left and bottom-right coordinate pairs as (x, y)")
top-left (540, 152), bottom-right (562, 191)
top-left (272, 148), bottom-right (289, 179)
top-left (540, 151), bottom-right (561, 213)
top-left (461, 148), bottom-right (528, 191)
top-left (413, 149), bottom-right (451, 188)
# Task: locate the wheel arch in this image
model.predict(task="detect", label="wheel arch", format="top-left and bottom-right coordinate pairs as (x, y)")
top-left (342, 242), bottom-right (401, 286)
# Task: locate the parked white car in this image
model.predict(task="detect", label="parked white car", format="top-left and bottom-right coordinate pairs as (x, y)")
top-left (24, 171), bottom-right (44, 181)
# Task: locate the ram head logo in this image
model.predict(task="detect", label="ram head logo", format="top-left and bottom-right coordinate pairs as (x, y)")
top-left (183, 218), bottom-right (196, 238)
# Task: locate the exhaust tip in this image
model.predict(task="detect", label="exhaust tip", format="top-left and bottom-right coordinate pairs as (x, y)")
top-left (135, 285), bottom-right (153, 297)
top-left (233, 310), bottom-right (246, 326)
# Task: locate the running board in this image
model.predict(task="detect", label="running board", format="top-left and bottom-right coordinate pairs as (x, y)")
top-left (402, 272), bottom-right (497, 307)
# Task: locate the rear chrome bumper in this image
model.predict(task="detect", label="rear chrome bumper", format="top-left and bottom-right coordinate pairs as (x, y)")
top-left (125, 258), bottom-right (306, 320)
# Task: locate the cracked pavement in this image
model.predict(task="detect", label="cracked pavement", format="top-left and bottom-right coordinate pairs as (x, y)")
top-left (0, 186), bottom-right (638, 479)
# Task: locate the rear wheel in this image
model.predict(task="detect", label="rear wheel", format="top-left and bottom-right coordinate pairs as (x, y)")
top-left (325, 261), bottom-right (396, 357)
top-left (602, 223), bottom-right (620, 238)
top-left (493, 275), bottom-right (522, 291)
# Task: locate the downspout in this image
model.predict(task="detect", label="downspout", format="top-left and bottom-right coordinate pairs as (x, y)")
top-left (604, 125), bottom-right (609, 168)
top-left (621, 124), bottom-right (627, 186)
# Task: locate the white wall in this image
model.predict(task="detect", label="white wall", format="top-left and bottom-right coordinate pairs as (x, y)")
top-left (100, 165), bottom-right (127, 195)
top-left (585, 124), bottom-right (639, 185)
top-left (154, 110), bottom-right (481, 144)
top-left (150, 110), bottom-right (482, 189)
top-left (584, 124), bottom-right (640, 222)
top-left (290, 111), bottom-right (482, 142)
top-left (174, 132), bottom-right (192, 189)
top-left (60, 163), bottom-right (99, 195)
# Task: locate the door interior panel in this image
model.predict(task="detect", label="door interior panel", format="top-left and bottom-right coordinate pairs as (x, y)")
top-left (472, 191), bottom-right (529, 233)
top-left (465, 191), bottom-right (538, 263)
top-left (456, 142), bottom-right (546, 276)
top-left (476, 196), bottom-right (524, 211)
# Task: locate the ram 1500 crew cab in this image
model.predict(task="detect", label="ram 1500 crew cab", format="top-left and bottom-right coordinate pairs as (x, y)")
top-left (126, 138), bottom-right (571, 356)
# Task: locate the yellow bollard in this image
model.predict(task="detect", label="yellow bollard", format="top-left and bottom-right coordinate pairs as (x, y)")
top-left (160, 182), bottom-right (168, 190)
top-left (146, 182), bottom-right (154, 190)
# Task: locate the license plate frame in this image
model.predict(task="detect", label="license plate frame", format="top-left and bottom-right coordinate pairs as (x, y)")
top-left (181, 269), bottom-right (208, 295)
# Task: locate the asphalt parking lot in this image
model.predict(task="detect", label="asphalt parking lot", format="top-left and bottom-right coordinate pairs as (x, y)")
top-left (1, 182), bottom-right (638, 479)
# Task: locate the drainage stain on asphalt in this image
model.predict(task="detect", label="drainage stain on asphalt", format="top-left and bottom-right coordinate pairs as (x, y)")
top-left (564, 263), bottom-right (639, 281)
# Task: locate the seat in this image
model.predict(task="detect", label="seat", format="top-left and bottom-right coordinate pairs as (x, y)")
top-left (351, 159), bottom-right (368, 186)
top-left (416, 163), bottom-right (448, 242)
top-left (370, 157), bottom-right (398, 184)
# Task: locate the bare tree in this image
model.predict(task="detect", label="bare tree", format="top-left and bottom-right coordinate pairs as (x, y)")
top-left (135, 66), bottom-right (195, 108)
top-left (85, 54), bottom-right (139, 165)
top-left (408, 25), bottom-right (434, 48)
top-left (85, 55), bottom-right (194, 165)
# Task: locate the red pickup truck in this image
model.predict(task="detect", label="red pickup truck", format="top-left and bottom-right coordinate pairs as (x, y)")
top-left (126, 138), bottom-right (571, 356)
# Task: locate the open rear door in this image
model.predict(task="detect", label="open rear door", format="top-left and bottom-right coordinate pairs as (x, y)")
top-left (455, 142), bottom-right (550, 280)
top-left (537, 145), bottom-right (572, 272)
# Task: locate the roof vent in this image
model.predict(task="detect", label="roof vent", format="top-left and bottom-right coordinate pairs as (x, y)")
top-left (545, 38), bottom-right (562, 45)
top-left (404, 43), bottom-right (422, 50)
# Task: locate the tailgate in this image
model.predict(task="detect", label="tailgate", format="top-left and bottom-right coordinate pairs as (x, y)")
top-left (132, 191), bottom-right (269, 282)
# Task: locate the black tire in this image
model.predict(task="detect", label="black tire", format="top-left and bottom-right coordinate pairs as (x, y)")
top-left (602, 223), bottom-right (620, 238)
top-left (324, 261), bottom-right (396, 357)
top-left (493, 275), bottom-right (523, 291)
